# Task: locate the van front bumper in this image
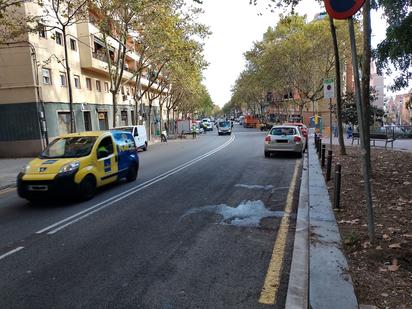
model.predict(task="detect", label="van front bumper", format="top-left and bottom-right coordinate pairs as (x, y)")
top-left (17, 171), bottom-right (79, 200)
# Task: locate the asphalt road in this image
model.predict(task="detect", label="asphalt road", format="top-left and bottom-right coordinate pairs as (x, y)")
top-left (0, 124), bottom-right (302, 308)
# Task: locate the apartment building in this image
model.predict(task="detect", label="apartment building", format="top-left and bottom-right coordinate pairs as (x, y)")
top-left (0, 2), bottom-right (164, 157)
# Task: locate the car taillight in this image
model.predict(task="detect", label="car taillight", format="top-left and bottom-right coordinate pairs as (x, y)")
top-left (265, 136), bottom-right (271, 142)
top-left (294, 136), bottom-right (302, 143)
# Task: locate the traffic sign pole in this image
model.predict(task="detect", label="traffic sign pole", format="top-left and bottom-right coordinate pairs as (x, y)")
top-left (329, 98), bottom-right (333, 150)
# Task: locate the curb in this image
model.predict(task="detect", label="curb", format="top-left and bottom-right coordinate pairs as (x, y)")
top-left (308, 139), bottom-right (358, 309)
top-left (285, 152), bottom-right (309, 308)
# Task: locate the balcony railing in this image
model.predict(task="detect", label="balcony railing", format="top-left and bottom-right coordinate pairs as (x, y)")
top-left (92, 52), bottom-right (108, 63)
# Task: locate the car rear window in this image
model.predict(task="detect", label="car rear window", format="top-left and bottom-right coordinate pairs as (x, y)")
top-left (270, 127), bottom-right (296, 135)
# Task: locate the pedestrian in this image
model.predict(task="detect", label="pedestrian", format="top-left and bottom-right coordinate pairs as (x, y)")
top-left (192, 125), bottom-right (197, 139)
top-left (347, 126), bottom-right (353, 139)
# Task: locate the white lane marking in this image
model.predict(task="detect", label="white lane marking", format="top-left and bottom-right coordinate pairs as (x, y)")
top-left (0, 246), bottom-right (24, 261)
top-left (36, 135), bottom-right (236, 235)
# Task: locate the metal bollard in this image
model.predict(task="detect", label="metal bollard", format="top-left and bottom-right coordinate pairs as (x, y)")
top-left (326, 150), bottom-right (333, 181)
top-left (318, 139), bottom-right (322, 159)
top-left (333, 164), bottom-right (342, 209)
top-left (321, 145), bottom-right (326, 167)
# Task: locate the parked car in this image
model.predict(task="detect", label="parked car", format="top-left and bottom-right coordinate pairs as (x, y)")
top-left (17, 131), bottom-right (139, 202)
top-left (194, 121), bottom-right (204, 134)
top-left (284, 122), bottom-right (309, 148)
top-left (239, 116), bottom-right (245, 126)
top-left (217, 120), bottom-right (232, 135)
top-left (264, 125), bottom-right (306, 158)
top-left (284, 122), bottom-right (308, 139)
top-left (202, 118), bottom-right (213, 131)
top-left (115, 125), bottom-right (148, 151)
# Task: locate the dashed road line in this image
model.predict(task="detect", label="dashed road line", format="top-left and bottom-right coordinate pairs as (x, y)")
top-left (0, 247), bottom-right (24, 261)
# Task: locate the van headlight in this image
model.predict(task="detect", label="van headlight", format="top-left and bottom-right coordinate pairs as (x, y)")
top-left (21, 164), bottom-right (30, 174)
top-left (58, 161), bottom-right (80, 174)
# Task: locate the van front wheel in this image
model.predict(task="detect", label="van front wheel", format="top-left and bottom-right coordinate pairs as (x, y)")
top-left (79, 175), bottom-right (96, 200)
top-left (127, 164), bottom-right (138, 182)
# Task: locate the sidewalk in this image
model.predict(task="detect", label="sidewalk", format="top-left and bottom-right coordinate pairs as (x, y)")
top-left (0, 158), bottom-right (32, 191)
top-left (308, 139), bottom-right (358, 308)
top-left (322, 134), bottom-right (412, 152)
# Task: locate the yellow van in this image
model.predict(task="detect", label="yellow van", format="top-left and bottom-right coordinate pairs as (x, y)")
top-left (17, 131), bottom-right (139, 202)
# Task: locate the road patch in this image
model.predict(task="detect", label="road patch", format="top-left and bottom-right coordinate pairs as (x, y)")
top-left (234, 184), bottom-right (274, 190)
top-left (182, 200), bottom-right (285, 227)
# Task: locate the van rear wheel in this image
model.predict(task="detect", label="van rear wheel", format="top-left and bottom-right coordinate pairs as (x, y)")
top-left (79, 175), bottom-right (96, 200)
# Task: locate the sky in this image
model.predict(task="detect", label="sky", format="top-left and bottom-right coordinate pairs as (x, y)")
top-left (198, 1), bottom-right (388, 107)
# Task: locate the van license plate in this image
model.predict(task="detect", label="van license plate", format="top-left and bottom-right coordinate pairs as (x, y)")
top-left (28, 185), bottom-right (48, 191)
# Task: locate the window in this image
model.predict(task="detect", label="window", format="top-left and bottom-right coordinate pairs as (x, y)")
top-left (38, 24), bottom-right (47, 38)
top-left (86, 78), bottom-right (92, 91)
top-left (96, 80), bottom-right (101, 92)
top-left (57, 112), bottom-right (71, 135)
top-left (41, 136), bottom-right (97, 158)
top-left (83, 111), bottom-right (92, 131)
top-left (70, 38), bottom-right (77, 51)
top-left (96, 136), bottom-right (114, 159)
top-left (42, 68), bottom-right (52, 85)
top-left (55, 31), bottom-right (63, 45)
top-left (121, 111), bottom-right (128, 126)
top-left (270, 127), bottom-right (297, 136)
top-left (126, 87), bottom-right (130, 96)
top-left (74, 75), bottom-right (81, 89)
top-left (104, 82), bottom-right (109, 93)
top-left (59, 72), bottom-right (67, 87)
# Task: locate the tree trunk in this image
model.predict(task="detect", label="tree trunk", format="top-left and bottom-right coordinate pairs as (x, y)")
top-left (147, 102), bottom-right (152, 141)
top-left (112, 92), bottom-right (118, 128)
top-left (362, 0), bottom-right (372, 169)
top-left (159, 103), bottom-right (163, 134)
top-left (62, 27), bottom-right (75, 133)
top-left (329, 16), bottom-right (346, 155)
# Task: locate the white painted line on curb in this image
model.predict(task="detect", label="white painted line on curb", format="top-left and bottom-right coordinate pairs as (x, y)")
top-left (0, 246), bottom-right (24, 261)
top-left (36, 135), bottom-right (236, 235)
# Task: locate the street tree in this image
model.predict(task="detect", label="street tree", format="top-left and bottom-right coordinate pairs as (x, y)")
top-left (375, 0), bottom-right (412, 91)
top-left (40, 0), bottom-right (89, 132)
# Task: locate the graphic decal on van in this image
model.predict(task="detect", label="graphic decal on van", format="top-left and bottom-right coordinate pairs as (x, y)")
top-left (104, 158), bottom-right (111, 173)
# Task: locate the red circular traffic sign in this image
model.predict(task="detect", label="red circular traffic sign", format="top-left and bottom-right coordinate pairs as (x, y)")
top-left (324, 0), bottom-right (366, 20)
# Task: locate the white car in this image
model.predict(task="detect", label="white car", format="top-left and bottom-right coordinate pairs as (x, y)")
top-left (202, 118), bottom-right (213, 131)
top-left (264, 125), bottom-right (306, 158)
top-left (114, 125), bottom-right (148, 151)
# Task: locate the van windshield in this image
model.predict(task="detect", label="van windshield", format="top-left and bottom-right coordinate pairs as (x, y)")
top-left (40, 136), bottom-right (97, 159)
top-left (219, 121), bottom-right (230, 127)
top-left (115, 127), bottom-right (133, 133)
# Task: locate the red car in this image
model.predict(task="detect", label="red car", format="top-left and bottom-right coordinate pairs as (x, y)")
top-left (284, 122), bottom-right (308, 138)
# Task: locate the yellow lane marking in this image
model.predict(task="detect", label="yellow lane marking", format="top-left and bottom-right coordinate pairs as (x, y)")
top-left (259, 160), bottom-right (302, 305)
top-left (0, 187), bottom-right (16, 196)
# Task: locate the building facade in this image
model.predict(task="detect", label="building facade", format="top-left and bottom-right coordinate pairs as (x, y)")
top-left (0, 2), bottom-right (163, 157)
